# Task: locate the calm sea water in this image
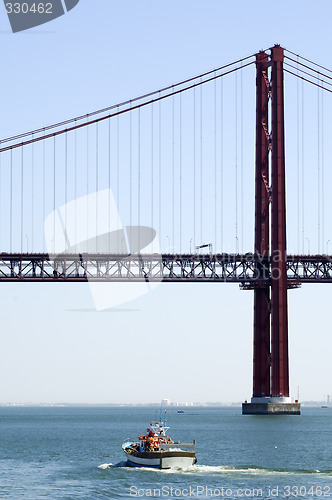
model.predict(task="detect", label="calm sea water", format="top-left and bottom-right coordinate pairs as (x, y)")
top-left (0, 406), bottom-right (331, 499)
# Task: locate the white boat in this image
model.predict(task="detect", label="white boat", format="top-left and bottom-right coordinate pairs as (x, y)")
top-left (122, 419), bottom-right (196, 469)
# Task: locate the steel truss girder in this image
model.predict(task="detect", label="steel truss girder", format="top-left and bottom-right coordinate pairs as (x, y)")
top-left (0, 253), bottom-right (332, 283)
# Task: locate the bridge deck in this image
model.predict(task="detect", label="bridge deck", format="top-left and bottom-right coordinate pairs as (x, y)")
top-left (0, 253), bottom-right (331, 283)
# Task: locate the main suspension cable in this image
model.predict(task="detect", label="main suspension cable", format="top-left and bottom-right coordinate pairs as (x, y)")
top-left (0, 61), bottom-right (255, 154)
top-left (1, 54), bottom-right (257, 145)
top-left (285, 69), bottom-right (332, 94)
top-left (285, 61), bottom-right (332, 88)
top-left (285, 49), bottom-right (332, 75)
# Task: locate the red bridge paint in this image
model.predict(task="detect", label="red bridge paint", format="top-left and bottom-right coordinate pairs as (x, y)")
top-left (252, 45), bottom-right (289, 399)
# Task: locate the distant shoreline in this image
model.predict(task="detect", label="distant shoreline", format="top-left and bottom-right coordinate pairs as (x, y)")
top-left (0, 401), bottom-right (328, 408)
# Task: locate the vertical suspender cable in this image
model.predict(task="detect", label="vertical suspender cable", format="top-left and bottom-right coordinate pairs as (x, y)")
top-left (43, 130), bottom-right (46, 253)
top-left (317, 73), bottom-right (320, 254)
top-left (321, 85), bottom-right (325, 253)
top-left (31, 135), bottom-right (34, 252)
top-left (21, 146), bottom-right (24, 253)
top-left (53, 135), bottom-right (56, 253)
top-left (96, 123), bottom-right (98, 193)
top-left (158, 95), bottom-right (162, 250)
top-left (220, 77), bottom-right (224, 252)
top-left (179, 92), bottom-right (182, 253)
top-left (301, 79), bottom-right (305, 254)
top-left (214, 74), bottom-right (217, 253)
top-left (65, 131), bottom-right (68, 242)
top-left (235, 71), bottom-right (238, 253)
top-left (0, 147), bottom-right (1, 250)
top-left (129, 102), bottom-right (132, 230)
top-left (96, 122), bottom-right (99, 252)
top-left (297, 56), bottom-right (300, 253)
top-left (108, 117), bottom-right (111, 252)
top-left (117, 109), bottom-right (120, 209)
top-left (10, 149), bottom-right (12, 252)
top-left (117, 114), bottom-right (120, 253)
top-left (151, 104), bottom-right (154, 232)
top-left (116, 111), bottom-right (120, 253)
top-left (86, 121), bottom-right (89, 248)
top-left (200, 79), bottom-right (203, 245)
top-left (172, 89), bottom-right (175, 249)
top-left (138, 108), bottom-right (141, 252)
top-left (74, 123), bottom-right (77, 247)
top-left (240, 64), bottom-right (244, 254)
top-left (193, 86), bottom-right (196, 252)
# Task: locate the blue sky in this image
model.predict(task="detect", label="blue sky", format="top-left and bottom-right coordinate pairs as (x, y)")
top-left (0, 0), bottom-right (332, 404)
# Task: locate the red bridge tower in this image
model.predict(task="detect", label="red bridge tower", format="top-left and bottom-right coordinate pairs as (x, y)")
top-left (242, 45), bottom-right (300, 415)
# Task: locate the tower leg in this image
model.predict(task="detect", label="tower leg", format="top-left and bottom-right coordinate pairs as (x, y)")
top-left (270, 44), bottom-right (289, 399)
top-left (252, 51), bottom-right (271, 400)
top-left (253, 287), bottom-right (270, 397)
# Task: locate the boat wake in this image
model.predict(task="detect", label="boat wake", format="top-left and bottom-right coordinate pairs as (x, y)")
top-left (98, 461), bottom-right (332, 477)
top-left (98, 461), bottom-right (128, 469)
top-left (130, 464), bottom-right (332, 476)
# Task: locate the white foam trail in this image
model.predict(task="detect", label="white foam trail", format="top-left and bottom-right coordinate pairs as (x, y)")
top-left (98, 463), bottom-right (113, 469)
top-left (145, 464), bottom-right (298, 476)
top-left (98, 462), bottom-right (326, 476)
top-left (189, 465), bottom-right (296, 476)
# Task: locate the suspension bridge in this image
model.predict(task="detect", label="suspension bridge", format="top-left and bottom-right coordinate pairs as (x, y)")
top-left (1, 44), bottom-right (332, 414)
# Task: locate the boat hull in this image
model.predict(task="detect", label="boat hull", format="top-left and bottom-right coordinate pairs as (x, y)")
top-left (124, 450), bottom-right (196, 469)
